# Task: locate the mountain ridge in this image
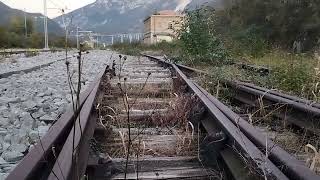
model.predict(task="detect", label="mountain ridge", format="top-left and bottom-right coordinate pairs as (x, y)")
top-left (54, 0), bottom-right (181, 34)
top-left (53, 0), bottom-right (223, 34)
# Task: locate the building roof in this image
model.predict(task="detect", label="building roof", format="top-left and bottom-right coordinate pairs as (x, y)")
top-left (144, 10), bottom-right (183, 22)
top-left (156, 10), bottom-right (179, 15)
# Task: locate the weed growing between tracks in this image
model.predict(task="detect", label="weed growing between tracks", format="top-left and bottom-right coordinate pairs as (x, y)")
top-left (94, 55), bottom-right (225, 179)
top-left (110, 41), bottom-right (181, 58)
top-left (194, 67), bottom-right (320, 174)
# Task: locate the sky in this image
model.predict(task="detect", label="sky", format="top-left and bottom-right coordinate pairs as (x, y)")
top-left (0, 0), bottom-right (95, 18)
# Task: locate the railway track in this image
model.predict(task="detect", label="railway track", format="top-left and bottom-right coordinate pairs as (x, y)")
top-left (151, 55), bottom-right (320, 136)
top-left (0, 49), bottom-right (62, 56)
top-left (6, 53), bottom-right (320, 180)
top-left (0, 55), bottom-right (74, 79)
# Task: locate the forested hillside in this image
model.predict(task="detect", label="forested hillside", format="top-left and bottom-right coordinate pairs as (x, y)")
top-left (215, 0), bottom-right (320, 53)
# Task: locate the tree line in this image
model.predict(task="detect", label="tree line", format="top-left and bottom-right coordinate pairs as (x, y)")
top-left (0, 16), bottom-right (75, 49)
top-left (178, 0), bottom-right (320, 62)
top-left (218, 0), bottom-right (320, 52)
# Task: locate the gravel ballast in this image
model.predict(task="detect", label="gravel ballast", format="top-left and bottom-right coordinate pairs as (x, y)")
top-left (0, 50), bottom-right (115, 178)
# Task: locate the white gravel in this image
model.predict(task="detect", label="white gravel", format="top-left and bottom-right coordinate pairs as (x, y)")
top-left (0, 51), bottom-right (75, 75)
top-left (0, 50), bottom-right (115, 178)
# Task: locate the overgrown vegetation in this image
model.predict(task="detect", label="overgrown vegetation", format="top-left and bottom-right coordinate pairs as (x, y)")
top-left (112, 0), bottom-right (320, 101)
top-left (220, 0), bottom-right (320, 52)
top-left (178, 8), bottom-right (229, 66)
top-left (111, 41), bottom-right (180, 56)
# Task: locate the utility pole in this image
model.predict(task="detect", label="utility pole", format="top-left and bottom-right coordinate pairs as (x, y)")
top-left (111, 35), bottom-right (114, 45)
top-left (96, 35), bottom-right (99, 48)
top-left (24, 9), bottom-right (27, 38)
top-left (76, 27), bottom-right (79, 49)
top-left (43, 0), bottom-right (49, 49)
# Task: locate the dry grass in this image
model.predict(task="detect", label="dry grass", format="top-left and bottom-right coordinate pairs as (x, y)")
top-left (96, 93), bottom-right (201, 158)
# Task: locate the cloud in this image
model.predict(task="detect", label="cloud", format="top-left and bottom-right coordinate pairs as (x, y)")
top-left (175, 0), bottom-right (192, 12)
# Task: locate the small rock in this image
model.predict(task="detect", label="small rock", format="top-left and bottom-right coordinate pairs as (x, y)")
top-left (0, 173), bottom-right (8, 179)
top-left (39, 114), bottom-right (55, 122)
top-left (0, 97), bottom-right (20, 105)
top-left (42, 103), bottom-right (51, 113)
top-left (20, 113), bottom-right (35, 130)
top-left (8, 144), bottom-right (27, 153)
top-left (38, 126), bottom-right (49, 137)
top-left (0, 118), bottom-right (9, 127)
top-left (8, 113), bottom-right (18, 124)
top-left (0, 157), bottom-right (7, 165)
top-left (28, 131), bottom-right (39, 143)
top-left (37, 92), bottom-right (45, 97)
top-left (2, 163), bottom-right (15, 173)
top-left (3, 135), bottom-right (11, 143)
top-left (22, 100), bottom-right (37, 110)
top-left (0, 130), bottom-right (8, 137)
top-left (1, 143), bottom-right (10, 152)
top-left (1, 151), bottom-right (24, 162)
top-left (31, 108), bottom-right (46, 119)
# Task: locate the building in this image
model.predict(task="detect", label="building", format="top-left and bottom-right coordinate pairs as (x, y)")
top-left (143, 10), bottom-right (184, 44)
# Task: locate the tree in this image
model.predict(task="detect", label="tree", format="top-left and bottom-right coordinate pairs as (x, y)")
top-left (30, 33), bottom-right (43, 48)
top-left (179, 8), bottom-right (228, 65)
top-left (9, 16), bottom-right (34, 36)
top-left (220, 0), bottom-right (320, 50)
top-left (0, 26), bottom-right (9, 48)
top-left (9, 16), bottom-right (25, 35)
top-left (26, 18), bottom-right (34, 35)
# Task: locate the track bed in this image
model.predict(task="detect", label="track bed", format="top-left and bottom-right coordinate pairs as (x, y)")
top-left (90, 56), bottom-right (217, 179)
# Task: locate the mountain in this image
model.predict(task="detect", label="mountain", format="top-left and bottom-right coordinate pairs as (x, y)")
top-left (54, 0), bottom-right (182, 34)
top-left (54, 0), bottom-right (221, 34)
top-left (185, 0), bottom-right (224, 10)
top-left (0, 2), bottom-right (63, 34)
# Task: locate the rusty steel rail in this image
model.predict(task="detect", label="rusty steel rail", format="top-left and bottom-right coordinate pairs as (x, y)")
top-left (6, 64), bottom-right (109, 180)
top-left (229, 81), bottom-right (320, 135)
top-left (172, 64), bottom-right (289, 180)
top-left (144, 54), bottom-right (320, 134)
top-left (236, 63), bottom-right (270, 76)
top-left (194, 83), bottom-right (319, 180)
top-left (0, 49), bottom-right (62, 55)
top-left (239, 81), bottom-right (320, 109)
top-left (7, 53), bottom-right (319, 180)
top-left (47, 73), bottom-right (104, 180)
top-left (144, 54), bottom-right (320, 180)
top-left (0, 56), bottom-right (73, 79)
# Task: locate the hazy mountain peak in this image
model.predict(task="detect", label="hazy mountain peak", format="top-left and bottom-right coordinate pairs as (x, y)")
top-left (54, 0), bottom-right (217, 34)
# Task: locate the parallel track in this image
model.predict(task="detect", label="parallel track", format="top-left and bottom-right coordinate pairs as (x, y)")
top-left (0, 55), bottom-right (73, 79)
top-left (146, 55), bottom-right (320, 135)
top-left (6, 53), bottom-right (320, 180)
top-left (0, 49), bottom-right (62, 56)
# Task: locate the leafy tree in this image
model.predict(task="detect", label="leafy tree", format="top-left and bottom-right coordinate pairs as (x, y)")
top-left (30, 33), bottom-right (43, 48)
top-left (218, 0), bottom-right (320, 51)
top-left (9, 16), bottom-right (25, 35)
top-left (179, 8), bottom-right (228, 65)
top-left (26, 18), bottom-right (34, 35)
top-left (9, 16), bottom-right (34, 36)
top-left (0, 26), bottom-right (8, 48)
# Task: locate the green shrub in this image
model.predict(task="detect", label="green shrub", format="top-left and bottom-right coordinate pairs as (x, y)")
top-left (111, 41), bottom-right (180, 57)
top-left (179, 8), bottom-right (228, 66)
top-left (271, 61), bottom-right (312, 94)
top-left (25, 50), bottom-right (39, 57)
top-left (232, 25), bottom-right (269, 57)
